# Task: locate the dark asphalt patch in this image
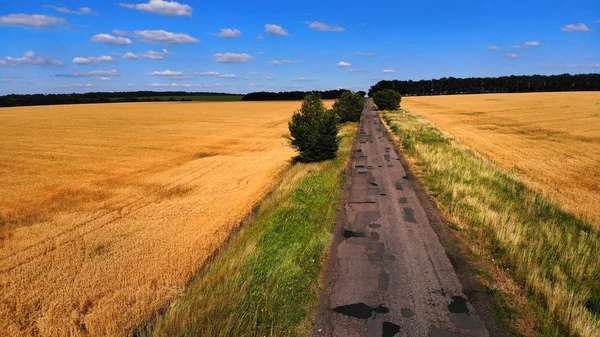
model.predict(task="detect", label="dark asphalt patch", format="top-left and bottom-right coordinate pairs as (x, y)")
top-left (369, 223), bottom-right (381, 228)
top-left (395, 182), bottom-right (404, 190)
top-left (332, 303), bottom-right (389, 319)
top-left (378, 271), bottom-right (389, 291)
top-left (403, 207), bottom-right (417, 223)
top-left (398, 197), bottom-right (408, 204)
top-left (367, 252), bottom-right (384, 262)
top-left (401, 308), bottom-right (414, 317)
top-left (382, 322), bottom-right (401, 337)
top-left (371, 232), bottom-right (380, 241)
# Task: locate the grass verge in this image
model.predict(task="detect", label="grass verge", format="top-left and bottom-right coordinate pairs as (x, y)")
top-left (381, 110), bottom-right (599, 337)
top-left (134, 123), bottom-right (357, 337)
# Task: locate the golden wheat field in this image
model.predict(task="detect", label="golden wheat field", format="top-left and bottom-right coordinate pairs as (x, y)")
top-left (0, 101), bottom-right (320, 336)
top-left (402, 92), bottom-right (600, 227)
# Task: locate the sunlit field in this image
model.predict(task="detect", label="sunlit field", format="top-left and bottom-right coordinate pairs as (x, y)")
top-left (402, 92), bottom-right (600, 227)
top-left (0, 101), bottom-right (330, 336)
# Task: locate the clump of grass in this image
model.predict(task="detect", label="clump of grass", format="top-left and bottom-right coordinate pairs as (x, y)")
top-left (382, 110), bottom-right (599, 337)
top-left (194, 152), bottom-right (214, 159)
top-left (134, 123), bottom-right (357, 337)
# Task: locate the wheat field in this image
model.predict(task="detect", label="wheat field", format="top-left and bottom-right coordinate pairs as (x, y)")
top-left (402, 92), bottom-right (600, 227)
top-left (0, 101), bottom-right (313, 336)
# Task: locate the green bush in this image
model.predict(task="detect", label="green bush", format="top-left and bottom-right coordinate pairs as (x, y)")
top-left (288, 93), bottom-right (339, 162)
top-left (333, 91), bottom-right (364, 123)
top-left (373, 89), bottom-right (401, 110)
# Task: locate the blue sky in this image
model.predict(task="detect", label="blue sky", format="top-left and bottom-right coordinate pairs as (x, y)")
top-left (0, 0), bottom-right (598, 94)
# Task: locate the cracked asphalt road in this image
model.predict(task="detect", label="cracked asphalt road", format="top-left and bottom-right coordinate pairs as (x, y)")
top-left (312, 101), bottom-right (489, 337)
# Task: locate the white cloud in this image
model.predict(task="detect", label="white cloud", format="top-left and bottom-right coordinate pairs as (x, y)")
top-left (99, 77), bottom-right (111, 81)
top-left (123, 49), bottom-right (171, 60)
top-left (214, 53), bottom-right (253, 63)
top-left (0, 51), bottom-right (64, 66)
top-left (194, 71), bottom-right (220, 76)
top-left (0, 77), bottom-right (11, 82)
top-left (214, 83), bottom-right (228, 87)
top-left (49, 6), bottom-right (98, 15)
top-left (561, 23), bottom-right (590, 32)
top-left (133, 30), bottom-right (198, 44)
top-left (248, 83), bottom-right (261, 87)
top-left (128, 83), bottom-right (135, 87)
top-left (292, 77), bottom-right (313, 81)
top-left (0, 14), bottom-right (66, 28)
top-left (504, 53), bottom-right (527, 58)
top-left (256, 34), bottom-right (264, 40)
top-left (574, 64), bottom-right (600, 69)
top-left (307, 21), bottom-right (345, 32)
top-left (219, 74), bottom-right (238, 78)
top-left (73, 55), bottom-right (116, 64)
top-left (265, 76), bottom-right (273, 80)
top-left (524, 41), bottom-right (541, 47)
top-left (337, 86), bottom-right (350, 89)
top-left (56, 69), bottom-right (120, 77)
top-left (120, 0), bottom-right (192, 17)
top-left (510, 41), bottom-right (541, 49)
top-left (91, 34), bottom-right (132, 45)
top-left (212, 28), bottom-right (241, 38)
top-left (58, 83), bottom-right (93, 88)
top-left (382, 69), bottom-right (395, 73)
top-left (150, 70), bottom-right (183, 76)
top-left (264, 24), bottom-right (288, 36)
top-left (336, 61), bottom-right (352, 67)
top-left (148, 82), bottom-right (193, 87)
top-left (268, 59), bottom-right (295, 65)
top-left (356, 52), bottom-right (375, 56)
top-left (487, 45), bottom-right (499, 51)
top-left (347, 69), bottom-right (365, 73)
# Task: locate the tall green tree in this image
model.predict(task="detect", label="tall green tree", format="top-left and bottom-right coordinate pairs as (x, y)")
top-left (287, 93), bottom-right (339, 162)
top-left (373, 89), bottom-right (402, 110)
top-left (333, 91), bottom-right (364, 123)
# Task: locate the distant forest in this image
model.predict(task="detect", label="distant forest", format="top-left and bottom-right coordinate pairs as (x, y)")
top-left (0, 91), bottom-right (241, 107)
top-left (368, 73), bottom-right (600, 97)
top-left (241, 89), bottom-right (362, 101)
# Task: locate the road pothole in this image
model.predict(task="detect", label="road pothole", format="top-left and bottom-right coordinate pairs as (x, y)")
top-left (448, 296), bottom-right (469, 313)
top-left (332, 303), bottom-right (389, 319)
top-left (343, 230), bottom-right (365, 238)
top-left (382, 322), bottom-right (401, 336)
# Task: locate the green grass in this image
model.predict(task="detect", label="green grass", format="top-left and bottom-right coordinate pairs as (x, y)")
top-left (134, 123), bottom-right (357, 337)
top-left (381, 110), bottom-right (599, 337)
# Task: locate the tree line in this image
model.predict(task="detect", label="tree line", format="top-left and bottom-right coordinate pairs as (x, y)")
top-left (0, 91), bottom-right (240, 107)
top-left (368, 73), bottom-right (600, 97)
top-left (241, 90), bottom-right (366, 101)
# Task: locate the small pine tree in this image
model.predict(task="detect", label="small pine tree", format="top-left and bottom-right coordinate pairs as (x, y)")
top-left (373, 89), bottom-right (402, 110)
top-left (288, 93), bottom-right (339, 162)
top-left (333, 91), bottom-right (365, 123)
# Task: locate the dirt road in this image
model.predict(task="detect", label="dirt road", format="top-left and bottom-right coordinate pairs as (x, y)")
top-left (312, 102), bottom-right (489, 337)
